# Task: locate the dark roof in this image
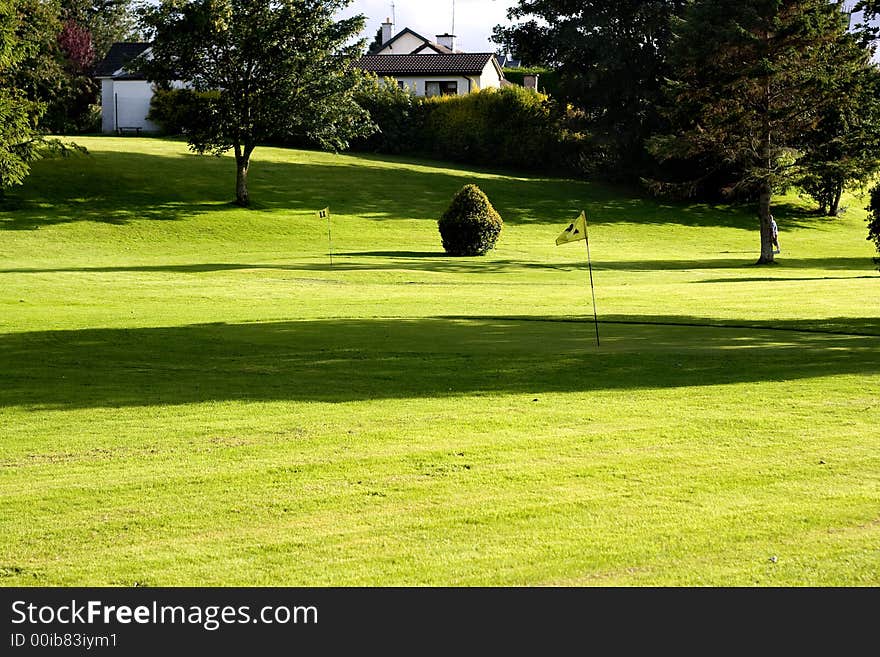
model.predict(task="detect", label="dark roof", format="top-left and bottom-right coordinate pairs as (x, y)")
top-left (94, 42), bottom-right (151, 78)
top-left (498, 55), bottom-right (522, 68)
top-left (379, 27), bottom-right (454, 54)
top-left (357, 53), bottom-right (500, 76)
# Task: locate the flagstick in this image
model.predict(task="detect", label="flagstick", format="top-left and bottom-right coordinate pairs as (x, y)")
top-left (583, 216), bottom-right (600, 347)
top-left (326, 210), bottom-right (333, 269)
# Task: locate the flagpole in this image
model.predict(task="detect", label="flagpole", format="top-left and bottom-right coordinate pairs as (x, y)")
top-left (326, 209), bottom-right (333, 269)
top-left (583, 213), bottom-right (600, 347)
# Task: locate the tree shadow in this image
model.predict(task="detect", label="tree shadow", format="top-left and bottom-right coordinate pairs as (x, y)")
top-left (1, 315), bottom-right (877, 410)
top-left (2, 254), bottom-right (874, 276)
top-left (1, 143), bottom-right (843, 231)
top-left (339, 251), bottom-right (447, 258)
top-left (696, 275), bottom-right (879, 284)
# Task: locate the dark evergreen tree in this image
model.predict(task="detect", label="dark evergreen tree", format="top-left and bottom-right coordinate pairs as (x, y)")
top-left (866, 184), bottom-right (880, 268)
top-left (649, 0), bottom-right (868, 264)
top-left (0, 0), bottom-right (57, 193)
top-left (367, 27), bottom-right (383, 54)
top-left (493, 1), bottom-right (688, 178)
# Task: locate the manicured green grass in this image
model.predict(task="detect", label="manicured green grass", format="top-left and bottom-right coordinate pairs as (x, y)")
top-left (1, 137), bottom-right (878, 586)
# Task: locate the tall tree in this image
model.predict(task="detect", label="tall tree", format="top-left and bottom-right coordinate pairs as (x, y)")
top-left (61, 0), bottom-right (135, 61)
top-left (366, 26), bottom-right (383, 54)
top-left (138, 0), bottom-right (374, 206)
top-left (797, 62), bottom-right (880, 216)
top-left (867, 183), bottom-right (880, 268)
top-left (649, 0), bottom-right (867, 264)
top-left (493, 1), bottom-right (687, 178)
top-left (0, 0), bottom-right (56, 194)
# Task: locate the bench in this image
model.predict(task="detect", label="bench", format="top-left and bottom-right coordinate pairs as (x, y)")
top-left (116, 126), bottom-right (142, 136)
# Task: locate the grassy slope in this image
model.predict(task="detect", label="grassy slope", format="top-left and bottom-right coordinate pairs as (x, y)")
top-left (1, 137), bottom-right (878, 586)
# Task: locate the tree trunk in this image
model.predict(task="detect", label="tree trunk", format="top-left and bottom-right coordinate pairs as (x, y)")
top-left (829, 185), bottom-right (842, 217)
top-left (756, 183), bottom-right (775, 265)
top-left (233, 143), bottom-right (256, 207)
top-left (235, 153), bottom-right (250, 207)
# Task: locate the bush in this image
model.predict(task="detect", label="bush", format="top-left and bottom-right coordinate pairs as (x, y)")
top-left (421, 86), bottom-right (569, 170)
top-left (867, 184), bottom-right (880, 269)
top-left (350, 74), bottom-right (421, 154)
top-left (502, 66), bottom-right (560, 98)
top-left (147, 88), bottom-right (219, 136)
top-left (348, 82), bottom-right (585, 174)
top-left (438, 184), bottom-right (503, 256)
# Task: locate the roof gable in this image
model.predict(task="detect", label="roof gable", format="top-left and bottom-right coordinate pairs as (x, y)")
top-left (94, 42), bottom-right (151, 78)
top-left (376, 27), bottom-right (457, 55)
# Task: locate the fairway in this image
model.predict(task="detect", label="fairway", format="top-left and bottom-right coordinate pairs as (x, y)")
top-left (1, 137), bottom-right (879, 586)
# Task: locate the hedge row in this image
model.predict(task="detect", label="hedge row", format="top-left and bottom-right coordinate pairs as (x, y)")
top-left (148, 76), bottom-right (589, 174)
top-left (351, 76), bottom-right (587, 174)
top-left (501, 67), bottom-right (559, 98)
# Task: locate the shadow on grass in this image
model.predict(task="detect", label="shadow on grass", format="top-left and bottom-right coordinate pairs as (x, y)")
top-left (1, 315), bottom-right (877, 410)
top-left (1, 254), bottom-right (875, 276)
top-left (1, 144), bottom-right (839, 231)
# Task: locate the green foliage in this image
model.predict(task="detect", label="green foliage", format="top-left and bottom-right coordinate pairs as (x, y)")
top-left (420, 86), bottom-right (582, 172)
top-left (437, 184), bottom-right (503, 256)
top-left (148, 88), bottom-right (220, 136)
top-left (349, 83), bottom-right (584, 173)
top-left (0, 0), bottom-right (51, 191)
top-left (138, 0), bottom-right (375, 205)
top-left (796, 64), bottom-right (880, 216)
top-left (43, 1), bottom-right (137, 133)
top-left (351, 74), bottom-right (420, 154)
top-left (495, 1), bottom-right (687, 178)
top-left (366, 26), bottom-right (383, 54)
top-left (501, 66), bottom-right (559, 97)
top-left (61, 0), bottom-right (136, 61)
top-left (649, 0), bottom-right (871, 263)
top-left (867, 184), bottom-right (880, 268)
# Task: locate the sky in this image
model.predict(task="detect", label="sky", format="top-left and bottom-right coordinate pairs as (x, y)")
top-left (338, 2), bottom-right (879, 60)
top-left (336, 0), bottom-right (519, 53)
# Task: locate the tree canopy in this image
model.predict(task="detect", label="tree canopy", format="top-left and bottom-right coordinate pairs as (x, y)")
top-left (493, 1), bottom-right (688, 177)
top-left (0, 0), bottom-right (55, 193)
top-left (648, 0), bottom-right (871, 264)
top-left (138, 0), bottom-right (375, 206)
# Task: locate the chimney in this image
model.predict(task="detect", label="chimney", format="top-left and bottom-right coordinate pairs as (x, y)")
top-left (436, 33), bottom-right (456, 52)
top-left (523, 74), bottom-right (539, 91)
top-left (381, 18), bottom-right (394, 45)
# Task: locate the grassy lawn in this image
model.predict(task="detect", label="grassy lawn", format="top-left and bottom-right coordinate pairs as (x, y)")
top-left (1, 136), bottom-right (878, 586)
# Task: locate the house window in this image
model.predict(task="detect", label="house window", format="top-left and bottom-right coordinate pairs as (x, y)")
top-left (397, 80), bottom-right (407, 90)
top-left (425, 81), bottom-right (458, 97)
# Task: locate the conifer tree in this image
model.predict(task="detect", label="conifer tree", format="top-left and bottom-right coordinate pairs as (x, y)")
top-left (650, 0), bottom-right (868, 263)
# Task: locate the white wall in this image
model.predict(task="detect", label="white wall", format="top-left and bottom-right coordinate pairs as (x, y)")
top-left (477, 61), bottom-right (503, 91)
top-left (376, 32), bottom-right (430, 54)
top-left (394, 75), bottom-right (474, 97)
top-left (101, 80), bottom-right (159, 133)
top-left (392, 66), bottom-right (502, 96)
top-left (100, 78), bottom-right (115, 133)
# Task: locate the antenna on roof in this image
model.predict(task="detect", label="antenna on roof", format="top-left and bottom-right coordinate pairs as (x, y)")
top-left (391, 1), bottom-right (396, 26)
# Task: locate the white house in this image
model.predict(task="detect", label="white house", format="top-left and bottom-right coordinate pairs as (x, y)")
top-left (94, 42), bottom-right (157, 134)
top-left (93, 19), bottom-right (507, 133)
top-left (359, 20), bottom-right (506, 96)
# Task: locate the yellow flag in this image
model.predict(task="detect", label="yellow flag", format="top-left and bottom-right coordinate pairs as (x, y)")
top-left (555, 211), bottom-right (587, 246)
top-left (316, 207), bottom-right (329, 220)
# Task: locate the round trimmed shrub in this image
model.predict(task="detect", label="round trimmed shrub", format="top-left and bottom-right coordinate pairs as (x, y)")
top-left (438, 184), bottom-right (503, 256)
